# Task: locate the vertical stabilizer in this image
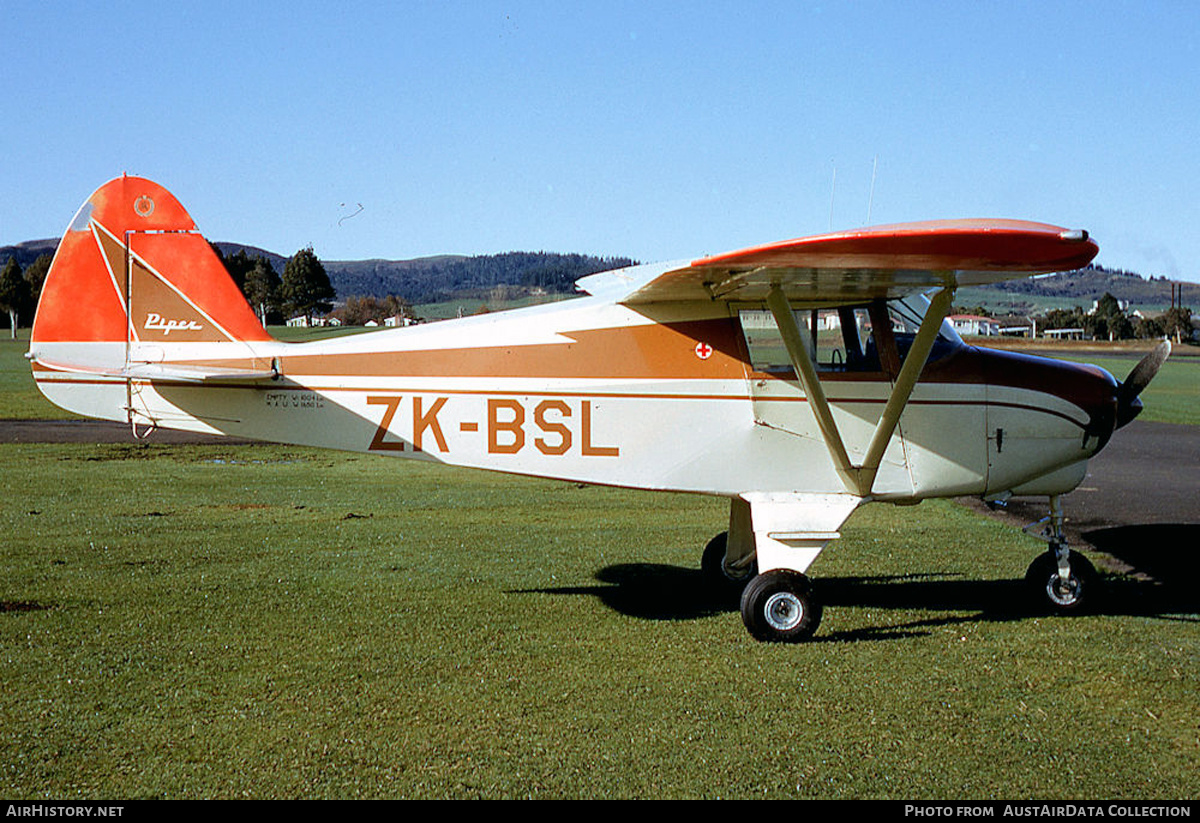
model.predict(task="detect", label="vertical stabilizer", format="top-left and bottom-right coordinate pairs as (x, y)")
top-left (29, 176), bottom-right (275, 423)
top-left (32, 175), bottom-right (271, 348)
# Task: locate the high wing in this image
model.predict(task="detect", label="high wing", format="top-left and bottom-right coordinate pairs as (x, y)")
top-left (577, 219), bottom-right (1098, 305)
top-left (32, 175), bottom-right (1147, 642)
top-left (581, 219), bottom-right (1098, 502)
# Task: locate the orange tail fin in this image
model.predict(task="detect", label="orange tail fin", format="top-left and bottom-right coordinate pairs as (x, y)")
top-left (29, 176), bottom-right (279, 425)
top-left (32, 175), bottom-right (272, 347)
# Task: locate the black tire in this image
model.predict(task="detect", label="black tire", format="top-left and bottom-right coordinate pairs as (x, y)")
top-left (701, 531), bottom-right (756, 593)
top-left (1025, 550), bottom-right (1099, 614)
top-left (740, 570), bottom-right (822, 642)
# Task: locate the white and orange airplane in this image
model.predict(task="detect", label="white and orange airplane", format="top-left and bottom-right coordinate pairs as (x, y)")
top-left (27, 175), bottom-right (1169, 641)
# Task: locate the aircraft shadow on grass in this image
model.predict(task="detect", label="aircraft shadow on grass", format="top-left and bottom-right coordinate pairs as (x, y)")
top-left (7, 526), bottom-right (1195, 642)
top-left (514, 525), bottom-right (1200, 643)
top-left (1080, 523), bottom-right (1200, 585)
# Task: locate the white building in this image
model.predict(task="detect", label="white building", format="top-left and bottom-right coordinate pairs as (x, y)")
top-left (948, 314), bottom-right (1000, 336)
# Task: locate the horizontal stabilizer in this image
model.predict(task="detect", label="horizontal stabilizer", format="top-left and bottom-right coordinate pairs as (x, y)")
top-left (31, 356), bottom-right (279, 384)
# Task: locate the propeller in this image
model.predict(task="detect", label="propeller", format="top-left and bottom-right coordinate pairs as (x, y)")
top-left (1116, 338), bottom-right (1171, 428)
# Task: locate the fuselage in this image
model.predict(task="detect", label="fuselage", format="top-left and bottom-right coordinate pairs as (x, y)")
top-left (33, 290), bottom-right (1121, 503)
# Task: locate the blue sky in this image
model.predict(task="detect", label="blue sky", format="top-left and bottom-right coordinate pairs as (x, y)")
top-left (3, 1), bottom-right (1198, 281)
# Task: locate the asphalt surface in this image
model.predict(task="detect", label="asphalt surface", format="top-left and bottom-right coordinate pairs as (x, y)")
top-left (0, 418), bottom-right (254, 445)
top-left (4, 416), bottom-right (1198, 586)
top-left (957, 419), bottom-right (1200, 585)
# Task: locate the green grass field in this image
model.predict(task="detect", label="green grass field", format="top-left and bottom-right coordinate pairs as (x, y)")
top-left (416, 292), bottom-right (579, 320)
top-left (4, 326), bottom-right (1198, 798)
top-left (1057, 354), bottom-right (1198, 427)
top-left (0, 331), bottom-right (74, 420)
top-left (1, 443), bottom-right (1197, 799)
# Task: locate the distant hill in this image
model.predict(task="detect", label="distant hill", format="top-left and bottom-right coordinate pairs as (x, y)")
top-left (2, 239), bottom-right (636, 306)
top-left (958, 264), bottom-right (1199, 316)
top-left (323, 251), bottom-right (637, 304)
top-left (211, 243), bottom-right (290, 272)
top-left (0, 239), bottom-right (58, 269)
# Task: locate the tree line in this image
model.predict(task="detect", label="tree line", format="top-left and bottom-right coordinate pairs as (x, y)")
top-left (1037, 292), bottom-right (1193, 342)
top-left (1, 244), bottom-right (634, 335)
top-left (329, 251), bottom-right (638, 305)
top-left (958, 291), bottom-right (1193, 342)
top-left (215, 247), bottom-right (417, 326)
top-left (0, 245), bottom-right (338, 337)
top-left (212, 246), bottom-right (335, 326)
top-left (0, 253), bottom-right (51, 339)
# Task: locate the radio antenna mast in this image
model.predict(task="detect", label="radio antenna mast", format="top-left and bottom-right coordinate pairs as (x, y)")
top-left (866, 155), bottom-right (879, 225)
top-left (828, 163), bottom-right (837, 231)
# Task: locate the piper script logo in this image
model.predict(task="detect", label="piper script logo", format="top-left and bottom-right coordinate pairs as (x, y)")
top-left (144, 312), bottom-right (203, 335)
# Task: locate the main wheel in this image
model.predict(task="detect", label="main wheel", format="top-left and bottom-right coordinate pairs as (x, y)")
top-left (1024, 550), bottom-right (1099, 614)
top-left (740, 570), bottom-right (822, 642)
top-left (701, 531), bottom-right (756, 594)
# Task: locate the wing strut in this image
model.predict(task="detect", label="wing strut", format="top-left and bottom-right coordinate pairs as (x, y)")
top-left (764, 282), bottom-right (955, 497)
top-left (764, 285), bottom-right (856, 490)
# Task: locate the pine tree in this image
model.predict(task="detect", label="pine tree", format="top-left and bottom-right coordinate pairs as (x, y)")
top-left (243, 256), bottom-right (282, 327)
top-left (281, 247), bottom-right (335, 324)
top-left (0, 258), bottom-right (30, 339)
top-left (23, 253), bottom-right (53, 307)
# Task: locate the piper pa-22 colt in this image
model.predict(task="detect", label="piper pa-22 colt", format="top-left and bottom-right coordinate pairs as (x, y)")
top-left (28, 176), bottom-right (1170, 642)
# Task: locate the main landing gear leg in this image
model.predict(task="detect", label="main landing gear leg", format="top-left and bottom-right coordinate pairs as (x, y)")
top-left (1023, 494), bottom-right (1099, 613)
top-left (699, 519), bottom-right (821, 642)
top-left (701, 498), bottom-right (757, 596)
top-left (701, 494), bottom-right (860, 642)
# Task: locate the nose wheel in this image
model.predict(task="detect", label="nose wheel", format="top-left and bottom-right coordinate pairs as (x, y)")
top-left (1025, 549), bottom-right (1098, 613)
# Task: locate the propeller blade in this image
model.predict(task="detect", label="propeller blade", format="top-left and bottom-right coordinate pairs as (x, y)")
top-left (1116, 339), bottom-right (1171, 428)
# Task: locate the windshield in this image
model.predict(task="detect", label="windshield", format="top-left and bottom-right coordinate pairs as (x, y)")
top-left (891, 294), bottom-right (964, 346)
top-left (888, 293), bottom-right (963, 365)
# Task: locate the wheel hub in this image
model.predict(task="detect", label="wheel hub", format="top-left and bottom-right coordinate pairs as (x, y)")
top-left (764, 592), bottom-right (804, 631)
top-left (1047, 574), bottom-right (1081, 606)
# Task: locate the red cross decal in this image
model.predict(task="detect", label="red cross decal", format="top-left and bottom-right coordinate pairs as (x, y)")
top-left (694, 341), bottom-right (713, 360)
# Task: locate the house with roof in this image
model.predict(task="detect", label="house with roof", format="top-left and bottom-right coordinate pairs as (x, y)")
top-left (948, 314), bottom-right (1000, 336)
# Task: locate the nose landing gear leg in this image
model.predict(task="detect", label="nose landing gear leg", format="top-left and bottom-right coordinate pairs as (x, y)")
top-left (1023, 494), bottom-right (1099, 613)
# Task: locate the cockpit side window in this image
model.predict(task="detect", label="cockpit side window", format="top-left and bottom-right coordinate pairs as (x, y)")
top-left (739, 304), bottom-right (881, 374)
top-left (737, 294), bottom-right (961, 378)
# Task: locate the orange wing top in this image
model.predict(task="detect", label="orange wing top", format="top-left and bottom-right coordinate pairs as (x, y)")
top-left (610, 220), bottom-right (1099, 305)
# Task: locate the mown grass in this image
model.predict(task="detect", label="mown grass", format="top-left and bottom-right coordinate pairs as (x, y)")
top-left (415, 293), bottom-right (580, 320)
top-left (0, 330), bottom-right (75, 420)
top-left (2, 443), bottom-right (1196, 799)
top-left (1054, 353), bottom-right (1199, 426)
